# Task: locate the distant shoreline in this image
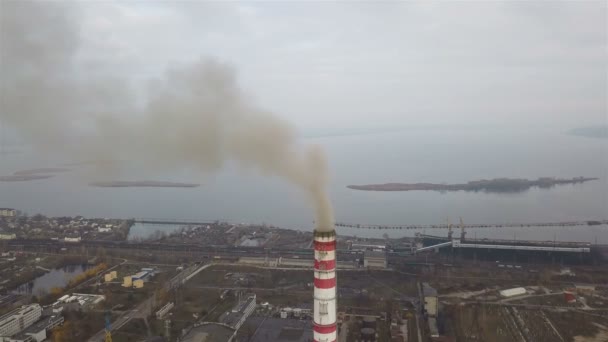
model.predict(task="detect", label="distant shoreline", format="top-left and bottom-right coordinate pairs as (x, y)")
top-left (13, 168), bottom-right (71, 175)
top-left (89, 180), bottom-right (200, 188)
top-left (0, 174), bottom-right (54, 182)
top-left (348, 177), bottom-right (598, 193)
top-left (568, 125), bottom-right (608, 139)
top-left (0, 168), bottom-right (70, 182)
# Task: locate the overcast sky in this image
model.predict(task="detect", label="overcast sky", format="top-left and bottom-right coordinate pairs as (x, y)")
top-left (13, 1), bottom-right (608, 130)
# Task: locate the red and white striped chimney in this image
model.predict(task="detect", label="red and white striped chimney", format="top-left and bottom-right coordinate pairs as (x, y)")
top-left (313, 229), bottom-right (337, 342)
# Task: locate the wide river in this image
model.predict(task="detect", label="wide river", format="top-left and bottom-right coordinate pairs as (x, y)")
top-left (1, 126), bottom-right (607, 242)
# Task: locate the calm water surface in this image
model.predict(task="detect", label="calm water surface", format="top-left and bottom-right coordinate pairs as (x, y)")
top-left (12, 264), bottom-right (91, 296)
top-left (1, 127), bottom-right (607, 242)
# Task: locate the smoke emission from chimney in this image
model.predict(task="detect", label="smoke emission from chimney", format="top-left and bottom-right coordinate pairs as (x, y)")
top-left (0, 1), bottom-right (334, 231)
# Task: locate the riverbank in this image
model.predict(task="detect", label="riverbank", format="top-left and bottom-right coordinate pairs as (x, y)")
top-left (0, 254), bottom-right (88, 307)
top-left (0, 214), bottom-right (132, 241)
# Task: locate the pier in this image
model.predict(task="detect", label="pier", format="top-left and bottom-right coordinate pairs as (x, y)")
top-left (335, 220), bottom-right (608, 230)
top-left (133, 218), bottom-right (608, 230)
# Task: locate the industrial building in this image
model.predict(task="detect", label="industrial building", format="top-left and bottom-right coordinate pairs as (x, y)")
top-left (278, 257), bottom-right (313, 268)
top-left (0, 231), bottom-right (16, 240)
top-left (156, 302), bottom-right (174, 320)
top-left (9, 315), bottom-right (64, 342)
top-left (53, 293), bottom-right (105, 310)
top-left (238, 256), bottom-right (356, 269)
top-left (63, 236), bottom-right (81, 243)
top-left (0, 208), bottom-right (17, 217)
top-left (0, 305), bottom-right (42, 339)
top-left (122, 268), bottom-right (156, 288)
top-left (279, 306), bottom-right (312, 319)
top-left (499, 287), bottom-right (527, 298)
top-left (419, 233), bottom-right (596, 264)
top-left (364, 251), bottom-right (387, 269)
top-left (123, 276), bottom-right (132, 287)
top-left (422, 283), bottom-right (438, 317)
top-left (351, 243), bottom-right (386, 251)
top-left (104, 271), bottom-right (117, 282)
top-left (221, 294), bottom-right (256, 331)
top-left (132, 270), bottom-right (150, 281)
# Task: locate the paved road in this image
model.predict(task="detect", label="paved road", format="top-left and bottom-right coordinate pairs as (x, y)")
top-left (87, 264), bottom-right (205, 342)
top-left (462, 300), bottom-right (608, 311)
top-left (87, 299), bottom-right (151, 342)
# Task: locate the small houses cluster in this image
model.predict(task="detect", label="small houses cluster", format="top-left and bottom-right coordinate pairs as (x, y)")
top-left (121, 268), bottom-right (156, 289)
top-left (103, 271), bottom-right (118, 283)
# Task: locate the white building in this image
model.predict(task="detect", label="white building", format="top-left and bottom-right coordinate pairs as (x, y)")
top-left (500, 287), bottom-right (527, 298)
top-left (97, 227), bottom-right (112, 233)
top-left (422, 283), bottom-right (438, 317)
top-left (0, 209), bottom-right (17, 217)
top-left (0, 304), bottom-right (42, 338)
top-left (8, 315), bottom-right (64, 342)
top-left (63, 236), bottom-right (81, 243)
top-left (0, 233), bottom-right (16, 240)
top-left (156, 302), bottom-right (174, 319)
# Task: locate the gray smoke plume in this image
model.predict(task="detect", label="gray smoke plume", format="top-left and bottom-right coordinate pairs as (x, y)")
top-left (0, 1), bottom-right (334, 231)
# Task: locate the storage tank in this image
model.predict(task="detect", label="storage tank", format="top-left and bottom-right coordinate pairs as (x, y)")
top-left (499, 287), bottom-right (526, 298)
top-left (361, 328), bottom-right (376, 342)
top-left (123, 276), bottom-right (132, 287)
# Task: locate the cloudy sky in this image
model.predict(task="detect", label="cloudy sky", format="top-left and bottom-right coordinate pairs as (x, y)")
top-left (8, 1), bottom-right (608, 130)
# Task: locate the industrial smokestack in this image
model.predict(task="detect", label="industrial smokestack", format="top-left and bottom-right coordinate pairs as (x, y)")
top-left (313, 228), bottom-right (337, 342)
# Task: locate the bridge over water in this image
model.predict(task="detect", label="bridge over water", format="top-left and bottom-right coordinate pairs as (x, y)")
top-left (133, 218), bottom-right (608, 230)
top-left (335, 220), bottom-right (608, 230)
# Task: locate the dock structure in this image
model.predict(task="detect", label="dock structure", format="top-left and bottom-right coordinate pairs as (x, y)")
top-left (132, 218), bottom-right (607, 231)
top-left (451, 239), bottom-right (590, 253)
top-left (418, 232), bottom-right (592, 251)
top-left (416, 239), bottom-right (591, 254)
top-left (335, 219), bottom-right (608, 230)
top-left (413, 232), bottom-right (600, 266)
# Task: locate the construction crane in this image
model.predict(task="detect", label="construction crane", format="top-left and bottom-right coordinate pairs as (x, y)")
top-left (105, 311), bottom-right (112, 342)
